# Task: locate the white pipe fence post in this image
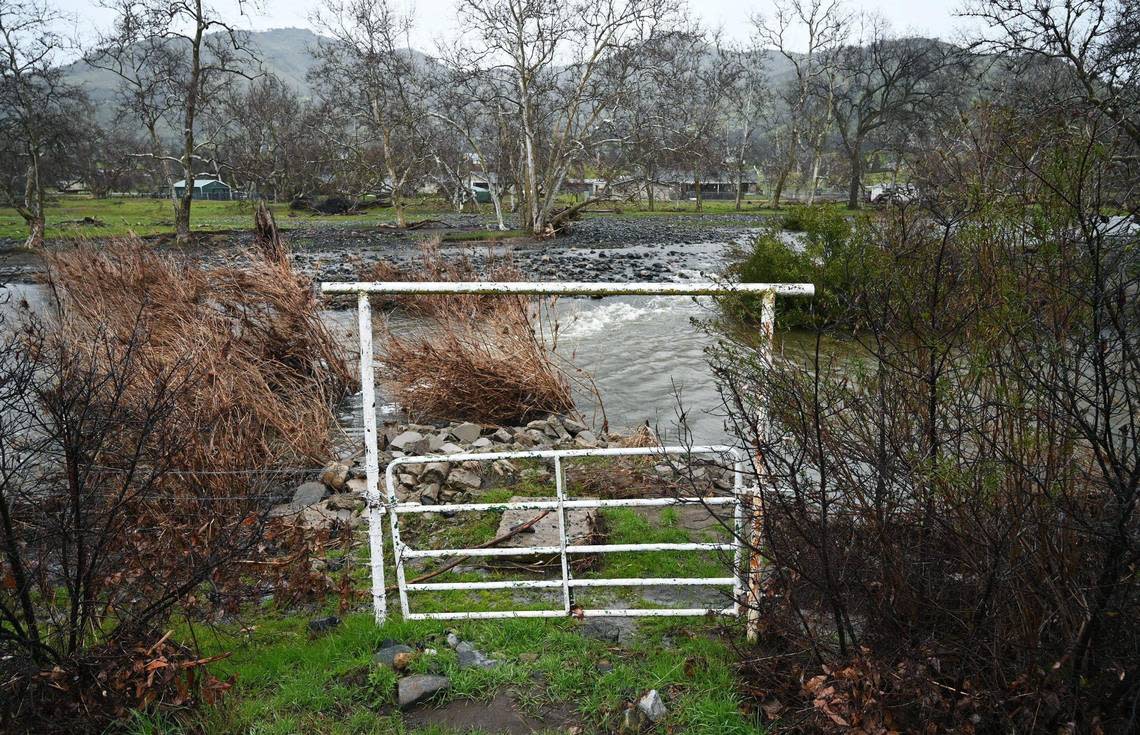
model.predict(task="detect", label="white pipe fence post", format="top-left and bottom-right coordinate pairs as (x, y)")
top-left (747, 290), bottom-right (776, 643)
top-left (357, 292), bottom-right (387, 625)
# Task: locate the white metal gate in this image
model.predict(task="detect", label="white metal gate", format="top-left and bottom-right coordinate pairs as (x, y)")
top-left (385, 445), bottom-right (744, 621)
top-left (320, 280), bottom-right (815, 637)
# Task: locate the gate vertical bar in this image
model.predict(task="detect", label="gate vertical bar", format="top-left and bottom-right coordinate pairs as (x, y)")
top-left (732, 450), bottom-right (745, 617)
top-left (555, 456), bottom-right (573, 615)
top-left (357, 292), bottom-right (387, 624)
top-left (747, 290), bottom-right (776, 643)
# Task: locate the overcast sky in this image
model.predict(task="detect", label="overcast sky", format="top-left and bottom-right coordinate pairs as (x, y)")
top-left (57, 0), bottom-right (972, 53)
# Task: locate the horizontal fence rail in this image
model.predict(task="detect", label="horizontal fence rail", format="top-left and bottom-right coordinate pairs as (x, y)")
top-left (321, 280), bottom-right (815, 297)
top-left (385, 446), bottom-right (746, 621)
top-left (321, 278), bottom-right (814, 636)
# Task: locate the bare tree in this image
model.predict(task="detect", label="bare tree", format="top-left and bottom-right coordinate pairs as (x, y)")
top-left (830, 18), bottom-right (965, 208)
top-left (964, 0), bottom-right (1140, 148)
top-left (456, 0), bottom-right (678, 236)
top-left (311, 0), bottom-right (431, 228)
top-left (721, 42), bottom-right (771, 210)
top-left (0, 0), bottom-right (87, 247)
top-left (428, 55), bottom-right (520, 230)
top-left (95, 0), bottom-right (259, 243)
top-left (753, 0), bottom-right (850, 208)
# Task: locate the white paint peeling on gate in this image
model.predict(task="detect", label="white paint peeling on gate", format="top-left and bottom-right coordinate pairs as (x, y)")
top-left (321, 278), bottom-right (814, 640)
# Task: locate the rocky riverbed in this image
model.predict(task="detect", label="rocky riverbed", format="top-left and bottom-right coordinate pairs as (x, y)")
top-left (0, 214), bottom-right (772, 284)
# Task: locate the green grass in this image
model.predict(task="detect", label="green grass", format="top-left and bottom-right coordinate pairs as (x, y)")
top-left (137, 609), bottom-right (760, 735)
top-left (0, 195), bottom-right (461, 241)
top-left (0, 195), bottom-right (853, 242)
top-left (117, 466), bottom-right (758, 734)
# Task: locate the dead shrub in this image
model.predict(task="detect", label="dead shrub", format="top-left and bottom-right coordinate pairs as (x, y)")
top-left (0, 236), bottom-right (351, 731)
top-left (371, 240), bottom-right (590, 425)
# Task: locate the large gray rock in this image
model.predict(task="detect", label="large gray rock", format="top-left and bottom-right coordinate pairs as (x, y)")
top-left (391, 431), bottom-right (429, 454)
top-left (450, 422), bottom-right (482, 444)
top-left (291, 481), bottom-right (327, 509)
top-left (447, 468), bottom-right (482, 491)
top-left (638, 689), bottom-right (667, 722)
top-left (495, 496), bottom-right (598, 551)
top-left (398, 675), bottom-right (450, 709)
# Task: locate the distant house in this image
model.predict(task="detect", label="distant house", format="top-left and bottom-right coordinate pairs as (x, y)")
top-left (172, 177), bottom-right (232, 201)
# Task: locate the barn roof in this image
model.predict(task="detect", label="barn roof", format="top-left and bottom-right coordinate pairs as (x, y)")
top-left (173, 178), bottom-right (230, 188)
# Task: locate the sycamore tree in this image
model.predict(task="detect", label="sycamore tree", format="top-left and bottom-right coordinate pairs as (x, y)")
top-left (0, 0), bottom-right (87, 247)
top-left (95, 0), bottom-right (259, 243)
top-left (455, 0), bottom-right (679, 236)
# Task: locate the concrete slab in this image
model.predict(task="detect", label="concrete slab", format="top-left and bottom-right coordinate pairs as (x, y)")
top-left (494, 496), bottom-right (599, 549)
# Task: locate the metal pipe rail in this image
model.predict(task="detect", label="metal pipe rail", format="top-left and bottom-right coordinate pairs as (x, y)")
top-left (385, 445), bottom-right (746, 622)
top-left (321, 280), bottom-right (815, 297)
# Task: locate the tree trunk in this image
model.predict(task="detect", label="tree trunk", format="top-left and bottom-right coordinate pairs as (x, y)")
top-left (846, 147), bottom-right (863, 210)
top-left (645, 179), bottom-right (655, 211)
top-left (693, 173), bottom-right (703, 212)
top-left (21, 160), bottom-right (45, 248)
top-left (771, 168), bottom-right (788, 209)
top-left (734, 168), bottom-right (744, 211)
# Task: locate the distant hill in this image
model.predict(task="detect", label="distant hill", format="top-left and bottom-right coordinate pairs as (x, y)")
top-left (63, 28), bottom-right (329, 120)
top-left (59, 26), bottom-right (823, 125)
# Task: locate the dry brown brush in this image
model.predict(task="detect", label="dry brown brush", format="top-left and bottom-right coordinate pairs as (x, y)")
top-left (370, 241), bottom-right (585, 425)
top-left (0, 236), bottom-right (351, 731)
top-left (710, 105), bottom-right (1139, 733)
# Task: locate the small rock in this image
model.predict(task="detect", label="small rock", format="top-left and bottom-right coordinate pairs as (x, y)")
top-left (307, 616), bottom-right (340, 634)
top-left (391, 431), bottom-right (428, 454)
top-left (492, 428), bottom-right (513, 443)
top-left (440, 442), bottom-right (465, 454)
top-left (575, 430), bottom-right (598, 448)
top-left (562, 417), bottom-right (588, 434)
top-left (491, 459), bottom-right (517, 476)
top-left (637, 689), bottom-right (667, 723)
top-left (398, 674), bottom-right (450, 708)
top-left (373, 644), bottom-right (415, 669)
top-left (427, 432), bottom-right (446, 452)
top-left (450, 422), bottom-right (482, 444)
top-left (547, 417), bottom-right (571, 441)
top-left (620, 706), bottom-right (645, 733)
top-left (448, 468), bottom-right (482, 490)
top-left (519, 652), bottom-right (540, 664)
top-left (597, 659), bottom-right (613, 674)
top-left (291, 481), bottom-right (327, 509)
top-left (446, 632), bottom-right (460, 648)
top-left (421, 461), bottom-right (450, 482)
top-left (472, 437), bottom-right (493, 449)
top-left (456, 641), bottom-right (498, 669)
top-left (419, 483), bottom-right (442, 504)
top-left (321, 463), bottom-right (351, 492)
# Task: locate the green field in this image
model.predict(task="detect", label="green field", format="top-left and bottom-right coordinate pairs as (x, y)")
top-left (0, 195), bottom-right (844, 243)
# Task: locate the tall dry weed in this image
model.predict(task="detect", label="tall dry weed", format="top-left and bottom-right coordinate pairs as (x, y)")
top-left (369, 240), bottom-right (590, 425)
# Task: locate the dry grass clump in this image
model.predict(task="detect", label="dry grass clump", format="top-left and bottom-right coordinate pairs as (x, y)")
top-left (44, 237), bottom-right (351, 469)
top-left (372, 240), bottom-right (584, 425)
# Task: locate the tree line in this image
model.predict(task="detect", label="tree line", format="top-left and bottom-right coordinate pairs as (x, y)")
top-left (1, 0), bottom-right (1136, 247)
